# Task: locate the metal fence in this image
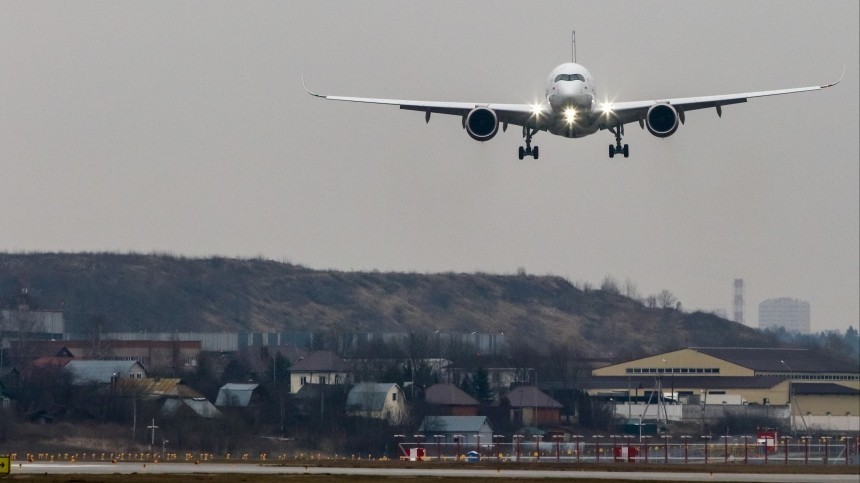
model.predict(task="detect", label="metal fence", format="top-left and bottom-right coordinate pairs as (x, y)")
top-left (397, 436), bottom-right (860, 465)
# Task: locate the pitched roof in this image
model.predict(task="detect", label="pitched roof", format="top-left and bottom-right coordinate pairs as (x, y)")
top-left (293, 383), bottom-right (346, 400)
top-left (64, 360), bottom-right (145, 384)
top-left (507, 386), bottom-right (563, 408)
top-left (161, 398), bottom-right (222, 418)
top-left (289, 351), bottom-right (350, 372)
top-left (417, 415), bottom-right (492, 433)
top-left (28, 356), bottom-right (72, 370)
top-left (117, 378), bottom-right (203, 399)
top-left (793, 383), bottom-right (860, 396)
top-left (425, 383), bottom-right (479, 406)
top-left (215, 383), bottom-right (261, 407)
top-left (346, 383), bottom-right (399, 411)
top-left (690, 347), bottom-right (856, 373)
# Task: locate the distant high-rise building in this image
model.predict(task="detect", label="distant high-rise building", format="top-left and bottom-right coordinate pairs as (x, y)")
top-left (733, 279), bottom-right (745, 325)
top-left (758, 298), bottom-right (811, 333)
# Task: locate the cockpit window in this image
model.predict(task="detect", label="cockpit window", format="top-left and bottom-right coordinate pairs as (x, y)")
top-left (554, 73), bottom-right (585, 82)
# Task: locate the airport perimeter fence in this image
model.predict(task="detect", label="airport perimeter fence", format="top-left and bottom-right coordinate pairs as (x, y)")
top-left (396, 436), bottom-right (860, 466)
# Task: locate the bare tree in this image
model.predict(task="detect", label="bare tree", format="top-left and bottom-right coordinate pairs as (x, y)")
top-left (623, 278), bottom-right (640, 300)
top-left (645, 295), bottom-right (657, 309)
top-left (600, 276), bottom-right (620, 294)
top-left (657, 290), bottom-right (678, 309)
top-left (402, 332), bottom-right (432, 370)
top-left (507, 340), bottom-right (538, 384)
top-left (543, 342), bottom-right (585, 389)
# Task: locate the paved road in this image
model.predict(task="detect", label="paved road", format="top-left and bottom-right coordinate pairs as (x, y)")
top-left (9, 461), bottom-right (860, 481)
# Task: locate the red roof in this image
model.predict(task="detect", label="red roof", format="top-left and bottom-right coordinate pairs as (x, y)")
top-left (507, 386), bottom-right (563, 409)
top-left (425, 383), bottom-right (479, 406)
top-left (28, 356), bottom-right (72, 369)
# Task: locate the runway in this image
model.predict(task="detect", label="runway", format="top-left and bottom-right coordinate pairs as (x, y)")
top-left (10, 461), bottom-right (859, 481)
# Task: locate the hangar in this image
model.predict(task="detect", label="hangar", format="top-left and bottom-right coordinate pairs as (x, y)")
top-left (585, 347), bottom-right (859, 431)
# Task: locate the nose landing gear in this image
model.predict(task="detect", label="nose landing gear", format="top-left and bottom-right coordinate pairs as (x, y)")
top-left (519, 127), bottom-right (539, 159)
top-left (608, 124), bottom-right (629, 158)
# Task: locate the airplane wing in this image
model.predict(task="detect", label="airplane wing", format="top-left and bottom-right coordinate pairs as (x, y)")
top-left (303, 78), bottom-right (545, 130)
top-left (604, 70), bottom-right (844, 128)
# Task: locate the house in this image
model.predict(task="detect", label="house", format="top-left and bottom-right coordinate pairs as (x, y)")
top-left (160, 397), bottom-right (222, 419)
top-left (346, 382), bottom-right (407, 424)
top-left (117, 377), bottom-right (221, 419)
top-left (22, 356), bottom-right (73, 379)
top-left (240, 344), bottom-right (308, 381)
top-left (7, 341), bottom-right (79, 364)
top-left (10, 339), bottom-right (202, 373)
top-left (506, 385), bottom-right (563, 426)
top-left (424, 383), bottom-right (480, 416)
top-left (215, 383), bottom-right (267, 407)
top-left (442, 356), bottom-right (531, 391)
top-left (288, 351), bottom-right (351, 394)
top-left (64, 360), bottom-right (147, 384)
top-left (417, 415), bottom-right (493, 444)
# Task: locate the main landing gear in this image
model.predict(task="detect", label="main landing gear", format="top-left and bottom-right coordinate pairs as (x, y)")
top-left (608, 124), bottom-right (629, 158)
top-left (518, 127), bottom-right (539, 160)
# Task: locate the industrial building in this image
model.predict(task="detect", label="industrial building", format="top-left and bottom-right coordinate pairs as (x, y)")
top-left (586, 347), bottom-right (859, 431)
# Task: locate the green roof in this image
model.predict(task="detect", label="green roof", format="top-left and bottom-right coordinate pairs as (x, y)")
top-left (417, 416), bottom-right (492, 433)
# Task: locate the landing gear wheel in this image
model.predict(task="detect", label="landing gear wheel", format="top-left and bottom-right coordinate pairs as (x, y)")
top-left (519, 127), bottom-right (539, 159)
top-left (609, 124), bottom-right (629, 158)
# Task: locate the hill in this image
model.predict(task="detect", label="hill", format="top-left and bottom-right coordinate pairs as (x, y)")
top-left (1, 252), bottom-right (778, 358)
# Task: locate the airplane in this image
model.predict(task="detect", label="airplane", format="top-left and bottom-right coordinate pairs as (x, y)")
top-left (304, 57), bottom-right (842, 160)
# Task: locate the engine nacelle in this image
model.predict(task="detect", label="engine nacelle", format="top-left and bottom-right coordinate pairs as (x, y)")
top-left (646, 104), bottom-right (680, 138)
top-left (465, 107), bottom-right (499, 141)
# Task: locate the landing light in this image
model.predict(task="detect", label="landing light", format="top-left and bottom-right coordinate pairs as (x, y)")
top-left (600, 102), bottom-right (614, 116)
top-left (564, 107), bottom-right (576, 125)
top-left (530, 103), bottom-right (543, 118)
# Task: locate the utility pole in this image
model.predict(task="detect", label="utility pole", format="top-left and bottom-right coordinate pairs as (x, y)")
top-left (780, 359), bottom-right (808, 434)
top-left (147, 418), bottom-right (158, 452)
top-left (132, 391), bottom-right (137, 442)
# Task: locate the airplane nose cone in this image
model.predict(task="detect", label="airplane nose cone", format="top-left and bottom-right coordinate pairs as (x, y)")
top-left (549, 83), bottom-right (592, 110)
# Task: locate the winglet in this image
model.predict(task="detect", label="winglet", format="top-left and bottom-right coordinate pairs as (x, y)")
top-left (821, 65), bottom-right (845, 89)
top-left (302, 76), bottom-right (325, 98)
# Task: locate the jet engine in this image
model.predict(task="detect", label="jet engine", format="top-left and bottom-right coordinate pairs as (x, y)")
top-left (465, 107), bottom-right (499, 141)
top-left (645, 104), bottom-right (680, 138)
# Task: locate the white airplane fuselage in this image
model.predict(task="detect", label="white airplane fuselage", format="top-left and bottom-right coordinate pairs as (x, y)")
top-left (544, 63), bottom-right (601, 138)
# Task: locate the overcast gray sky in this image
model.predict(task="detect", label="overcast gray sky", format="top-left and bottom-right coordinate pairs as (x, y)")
top-left (1, 1), bottom-right (857, 333)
